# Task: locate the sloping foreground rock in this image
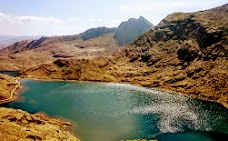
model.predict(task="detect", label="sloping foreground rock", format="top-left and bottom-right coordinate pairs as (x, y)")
top-left (0, 74), bottom-right (79, 141)
top-left (0, 108), bottom-right (79, 141)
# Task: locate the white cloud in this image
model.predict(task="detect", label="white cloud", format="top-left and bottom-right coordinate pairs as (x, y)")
top-left (89, 18), bottom-right (103, 22)
top-left (119, 1), bottom-right (214, 13)
top-left (17, 16), bottom-right (64, 24)
top-left (0, 12), bottom-right (18, 24)
top-left (0, 12), bottom-right (66, 36)
top-left (1, 0), bottom-right (226, 36)
top-left (120, 1), bottom-right (195, 12)
top-left (103, 19), bottom-right (123, 27)
top-left (68, 17), bottom-right (78, 22)
top-left (0, 12), bottom-right (64, 24)
top-left (118, 1), bottom-right (225, 25)
top-left (87, 18), bottom-right (122, 28)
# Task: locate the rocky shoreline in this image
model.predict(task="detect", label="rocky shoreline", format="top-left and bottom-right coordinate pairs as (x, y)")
top-left (0, 74), bottom-right (80, 141)
top-left (0, 70), bottom-right (227, 141)
top-left (19, 56), bottom-right (228, 109)
top-left (0, 107), bottom-right (79, 141)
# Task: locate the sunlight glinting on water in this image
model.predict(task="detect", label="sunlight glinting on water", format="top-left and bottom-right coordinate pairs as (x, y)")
top-left (5, 80), bottom-right (228, 141)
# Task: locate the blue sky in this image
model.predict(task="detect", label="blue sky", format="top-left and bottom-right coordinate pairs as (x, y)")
top-left (0, 0), bottom-right (227, 36)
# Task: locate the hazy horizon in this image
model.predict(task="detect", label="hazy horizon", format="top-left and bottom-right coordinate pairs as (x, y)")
top-left (0, 0), bottom-right (227, 36)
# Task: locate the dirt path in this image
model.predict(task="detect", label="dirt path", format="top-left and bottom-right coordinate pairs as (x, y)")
top-left (0, 78), bottom-right (20, 104)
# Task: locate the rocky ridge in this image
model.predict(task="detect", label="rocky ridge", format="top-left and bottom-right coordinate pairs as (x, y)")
top-left (0, 16), bottom-right (154, 71)
top-left (80, 27), bottom-right (116, 40)
top-left (20, 4), bottom-right (228, 108)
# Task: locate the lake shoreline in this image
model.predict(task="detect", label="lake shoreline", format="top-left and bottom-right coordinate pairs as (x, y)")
top-left (1, 75), bottom-right (227, 109)
top-left (0, 78), bottom-right (20, 104)
top-left (4, 79), bottom-right (228, 139)
top-left (0, 77), bottom-right (77, 134)
top-left (0, 74), bottom-right (80, 141)
top-left (14, 76), bottom-right (228, 109)
top-left (1, 74), bottom-right (228, 141)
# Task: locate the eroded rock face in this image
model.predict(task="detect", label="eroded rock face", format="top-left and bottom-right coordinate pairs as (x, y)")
top-left (54, 59), bottom-right (72, 67)
top-left (130, 4), bottom-right (228, 107)
top-left (177, 44), bottom-right (199, 63)
top-left (27, 36), bottom-right (48, 49)
top-left (153, 17), bottom-right (199, 41)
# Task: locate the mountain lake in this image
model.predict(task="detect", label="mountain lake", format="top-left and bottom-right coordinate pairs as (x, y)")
top-left (2, 79), bottom-right (228, 141)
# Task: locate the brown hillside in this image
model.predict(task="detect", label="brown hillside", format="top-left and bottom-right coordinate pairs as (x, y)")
top-left (0, 74), bottom-right (18, 102)
top-left (0, 33), bottom-right (119, 70)
top-left (20, 4), bottom-right (228, 108)
top-left (3, 4), bottom-right (228, 141)
top-left (0, 43), bottom-right (5, 50)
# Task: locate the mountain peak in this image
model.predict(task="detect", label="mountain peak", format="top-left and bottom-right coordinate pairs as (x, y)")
top-left (114, 16), bottom-right (154, 46)
top-left (138, 16), bottom-right (146, 20)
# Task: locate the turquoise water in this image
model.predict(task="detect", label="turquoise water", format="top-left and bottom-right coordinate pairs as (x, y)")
top-left (4, 79), bottom-right (228, 141)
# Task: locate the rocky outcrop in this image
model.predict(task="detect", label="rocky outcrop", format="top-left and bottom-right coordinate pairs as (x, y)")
top-left (114, 16), bottom-right (154, 45)
top-left (80, 27), bottom-right (116, 40)
top-left (128, 4), bottom-right (228, 107)
top-left (1, 40), bottom-right (31, 54)
top-left (26, 36), bottom-right (48, 49)
top-left (0, 108), bottom-right (79, 141)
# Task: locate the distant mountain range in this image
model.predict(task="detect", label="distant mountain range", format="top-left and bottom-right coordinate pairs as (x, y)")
top-left (0, 35), bottom-right (41, 49)
top-left (0, 16), bottom-right (153, 50)
top-left (80, 16), bottom-right (154, 45)
top-left (80, 27), bottom-right (116, 40)
top-left (0, 16), bottom-right (153, 70)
